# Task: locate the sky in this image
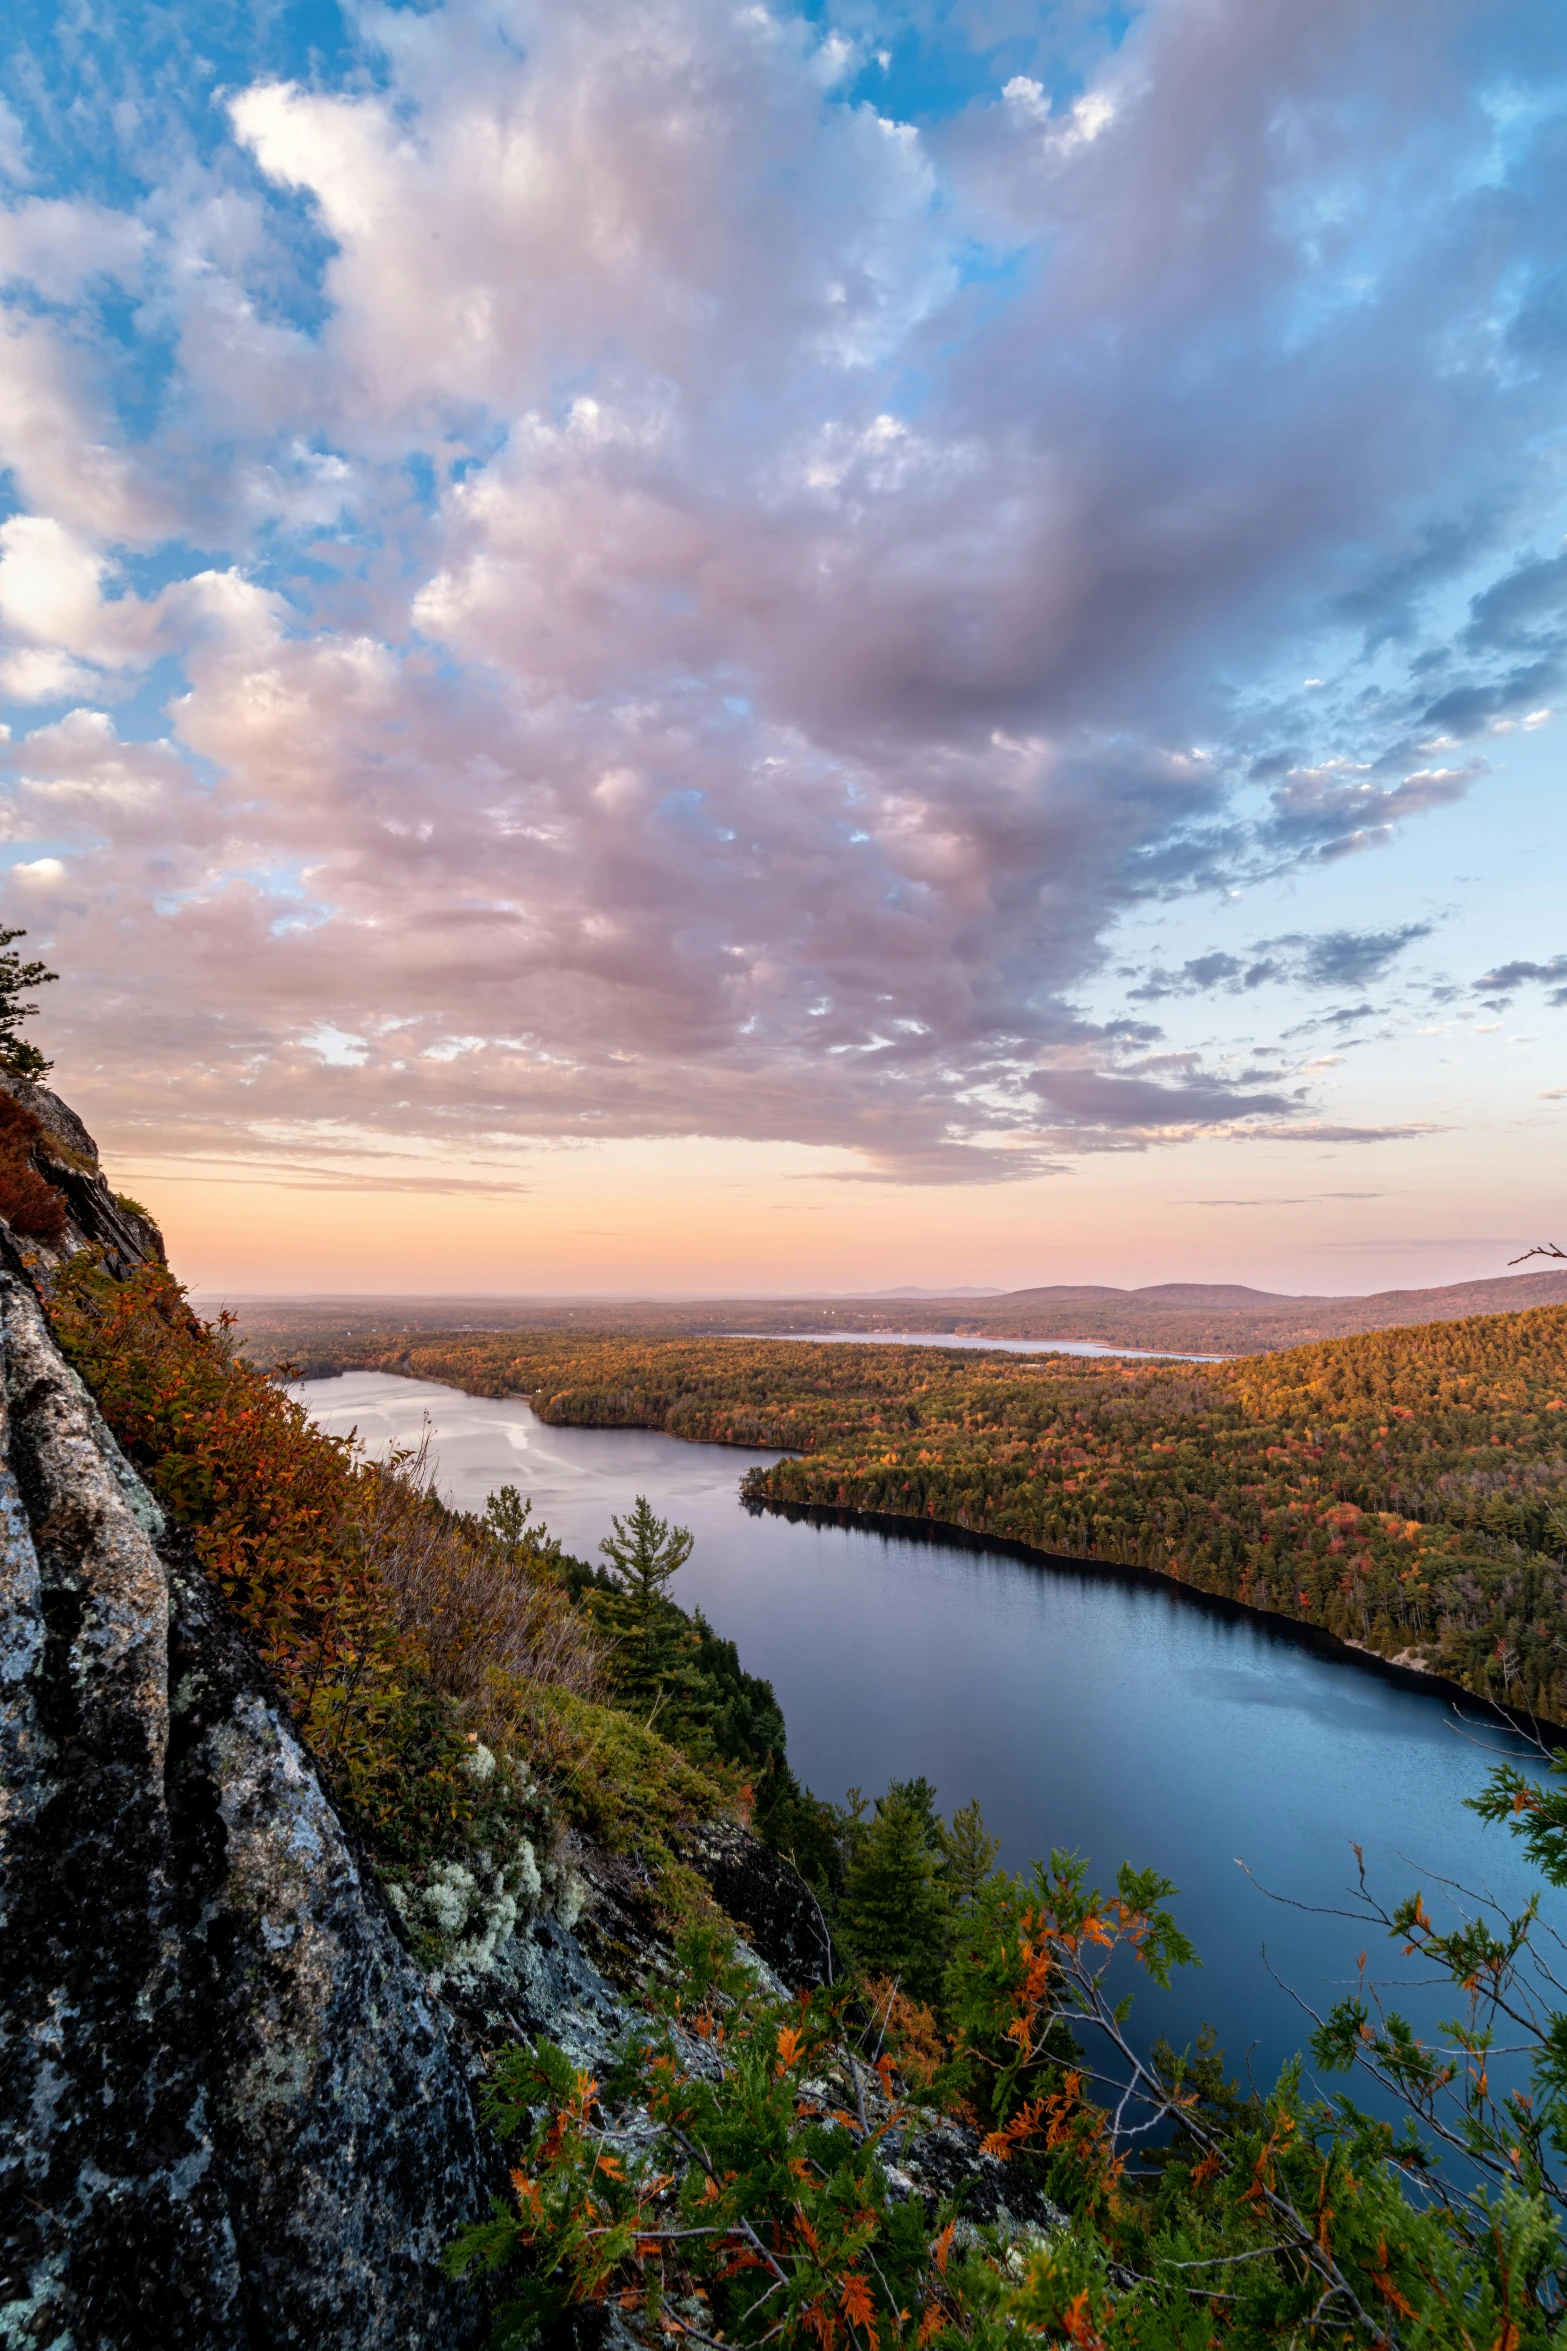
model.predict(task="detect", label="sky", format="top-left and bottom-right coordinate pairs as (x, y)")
top-left (2, 0), bottom-right (1567, 1299)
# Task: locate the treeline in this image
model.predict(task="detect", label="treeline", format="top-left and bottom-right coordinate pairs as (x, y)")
top-left (299, 1313), bottom-right (1567, 1718)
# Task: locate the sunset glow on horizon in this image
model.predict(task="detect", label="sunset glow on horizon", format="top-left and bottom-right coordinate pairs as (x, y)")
top-left (3, 0), bottom-right (1566, 1298)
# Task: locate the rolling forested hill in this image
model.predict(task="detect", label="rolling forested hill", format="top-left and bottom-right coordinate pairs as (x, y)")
top-left (283, 1309), bottom-right (1567, 1719)
top-left (224, 1263), bottom-right (1567, 1362)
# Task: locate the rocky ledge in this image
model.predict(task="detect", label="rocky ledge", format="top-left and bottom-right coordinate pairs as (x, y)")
top-left (0, 1094), bottom-right (847, 2349)
top-left (0, 1248), bottom-right (503, 2349)
top-left (0, 1091), bottom-right (1044, 2349)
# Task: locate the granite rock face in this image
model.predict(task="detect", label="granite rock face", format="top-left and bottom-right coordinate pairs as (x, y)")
top-left (0, 1260), bottom-right (500, 2349)
top-left (1, 1077), bottom-right (166, 1277)
top-left (681, 1817), bottom-right (834, 1990)
top-left (0, 1087), bottom-right (871, 2347)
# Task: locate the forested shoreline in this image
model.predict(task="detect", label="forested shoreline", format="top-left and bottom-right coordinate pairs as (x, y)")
top-left (272, 1309), bottom-right (1567, 1719)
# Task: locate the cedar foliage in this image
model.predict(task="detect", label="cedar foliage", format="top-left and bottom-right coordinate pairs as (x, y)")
top-left (454, 1786), bottom-right (1567, 2351)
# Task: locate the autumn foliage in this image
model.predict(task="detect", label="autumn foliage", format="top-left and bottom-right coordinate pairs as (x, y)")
top-left (304, 1316), bottom-right (1567, 1717)
top-left (44, 1255), bottom-right (599, 1877)
top-left (454, 1801), bottom-right (1567, 2351)
top-left (450, 1922), bottom-right (948, 2351)
top-left (0, 1091), bottom-right (68, 1243)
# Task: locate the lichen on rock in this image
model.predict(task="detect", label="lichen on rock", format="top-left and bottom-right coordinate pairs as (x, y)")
top-left (0, 1250), bottom-right (501, 2349)
top-left (0, 1079), bottom-right (860, 2350)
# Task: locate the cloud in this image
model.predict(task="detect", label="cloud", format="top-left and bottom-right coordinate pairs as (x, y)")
top-left (1412, 552), bottom-right (1567, 735)
top-left (1263, 760), bottom-right (1482, 860)
top-left (1183, 1190), bottom-right (1385, 1204)
top-left (132, 1159), bottom-right (536, 1198)
top-left (1130, 924), bottom-right (1432, 1002)
top-left (0, 517), bottom-right (160, 679)
top-left (1475, 954), bottom-right (1567, 1008)
top-left (0, 97), bottom-right (30, 185)
top-left (1030, 1067), bottom-right (1295, 1128)
top-left (1295, 925), bottom-right (1435, 990)
top-left (0, 0), bottom-right (1563, 1183)
top-left (1243, 1121), bottom-right (1439, 1144)
top-left (814, 1140), bottom-right (1065, 1184)
top-left (0, 649), bottom-right (97, 704)
top-left (1292, 1003), bottom-right (1380, 1033)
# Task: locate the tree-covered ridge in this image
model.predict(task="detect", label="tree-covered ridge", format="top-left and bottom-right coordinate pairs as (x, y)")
top-left (228, 1263), bottom-right (1567, 1362)
top-left (56, 1268), bottom-right (1567, 2342)
top-left (320, 1311), bottom-right (1567, 1717)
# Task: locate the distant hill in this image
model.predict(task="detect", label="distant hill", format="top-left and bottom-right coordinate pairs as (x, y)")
top-left (861, 1285), bottom-right (1005, 1298)
top-left (949, 1270), bottom-right (1567, 1353)
top-left (223, 1266), bottom-right (1567, 1365)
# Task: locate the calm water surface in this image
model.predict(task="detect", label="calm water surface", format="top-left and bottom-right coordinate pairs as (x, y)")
top-left (296, 1369), bottom-right (1551, 2092)
top-left (715, 1330), bottom-right (1221, 1361)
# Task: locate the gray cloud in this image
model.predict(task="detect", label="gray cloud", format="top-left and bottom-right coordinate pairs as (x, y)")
top-left (1183, 1190), bottom-right (1385, 1204)
top-left (0, 0), bottom-right (1562, 1181)
top-left (1289, 1004), bottom-right (1380, 1034)
top-left (1243, 1122), bottom-right (1439, 1144)
top-left (1029, 1068), bottom-right (1295, 1127)
top-left (1296, 925), bottom-right (1435, 990)
top-left (1130, 924), bottom-right (1432, 1003)
top-left (1475, 954), bottom-right (1567, 1009)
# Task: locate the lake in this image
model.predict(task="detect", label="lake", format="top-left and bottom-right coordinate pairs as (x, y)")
top-left (714, 1330), bottom-right (1222, 1360)
top-left (296, 1368), bottom-right (1552, 2099)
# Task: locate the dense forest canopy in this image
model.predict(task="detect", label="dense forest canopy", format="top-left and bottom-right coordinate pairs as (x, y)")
top-left (276, 1308), bottom-right (1567, 1719)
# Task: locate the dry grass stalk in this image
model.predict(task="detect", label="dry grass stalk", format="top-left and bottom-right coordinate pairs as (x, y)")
top-left (350, 1422), bottom-right (604, 1720)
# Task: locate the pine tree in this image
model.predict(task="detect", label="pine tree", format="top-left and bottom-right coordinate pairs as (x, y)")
top-left (482, 1483), bottom-right (563, 1571)
top-left (0, 930), bottom-right (56, 1082)
top-left (837, 1780), bottom-right (951, 2003)
top-left (595, 1496), bottom-right (696, 1719)
top-left (940, 1797), bottom-right (1000, 1911)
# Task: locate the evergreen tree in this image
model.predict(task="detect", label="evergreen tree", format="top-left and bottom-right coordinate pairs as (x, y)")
top-left (686, 1609), bottom-right (788, 1767)
top-left (595, 1496), bottom-right (696, 1718)
top-left (482, 1483), bottom-right (564, 1571)
top-left (0, 929), bottom-right (55, 1082)
top-left (940, 1796), bottom-right (1000, 1911)
top-left (837, 1779), bottom-right (951, 2003)
top-left (754, 1765), bottom-right (850, 1907)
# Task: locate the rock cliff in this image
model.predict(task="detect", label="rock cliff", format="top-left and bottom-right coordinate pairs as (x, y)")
top-left (0, 1089), bottom-right (833, 2349)
top-left (0, 1087), bottom-right (1043, 2348)
top-left (0, 1103), bottom-right (503, 2348)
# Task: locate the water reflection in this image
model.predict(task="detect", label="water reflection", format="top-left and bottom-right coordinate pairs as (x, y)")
top-left (295, 1369), bottom-right (1550, 2094)
top-left (714, 1329), bottom-right (1221, 1361)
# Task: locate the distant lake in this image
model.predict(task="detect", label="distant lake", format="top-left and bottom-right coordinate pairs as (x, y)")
top-left (296, 1369), bottom-right (1553, 2101)
top-left (714, 1329), bottom-right (1222, 1361)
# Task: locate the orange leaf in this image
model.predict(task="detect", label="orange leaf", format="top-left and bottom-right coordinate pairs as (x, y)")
top-left (840, 2273), bottom-right (878, 2335)
top-left (981, 2098), bottom-right (1045, 2161)
top-left (1062, 2289), bottom-right (1109, 2349)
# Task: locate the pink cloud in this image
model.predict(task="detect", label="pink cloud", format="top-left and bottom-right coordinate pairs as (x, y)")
top-left (0, 0), bottom-right (1559, 1186)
